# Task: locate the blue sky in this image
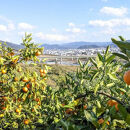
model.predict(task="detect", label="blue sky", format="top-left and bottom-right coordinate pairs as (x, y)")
top-left (0, 0), bottom-right (130, 44)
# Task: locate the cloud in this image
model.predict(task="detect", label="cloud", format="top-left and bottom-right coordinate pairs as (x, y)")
top-left (35, 32), bottom-right (69, 42)
top-left (0, 25), bottom-right (7, 31)
top-left (66, 27), bottom-right (86, 33)
top-left (68, 22), bottom-right (75, 27)
top-left (51, 28), bottom-right (57, 32)
top-left (89, 18), bottom-right (130, 27)
top-left (18, 23), bottom-right (35, 30)
top-left (0, 15), bottom-right (15, 31)
top-left (66, 23), bottom-right (86, 33)
top-left (100, 7), bottom-right (128, 17)
top-left (0, 15), bottom-right (12, 23)
top-left (8, 23), bottom-right (15, 31)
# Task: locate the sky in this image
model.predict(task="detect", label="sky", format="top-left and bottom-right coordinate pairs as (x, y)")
top-left (0, 0), bottom-right (130, 44)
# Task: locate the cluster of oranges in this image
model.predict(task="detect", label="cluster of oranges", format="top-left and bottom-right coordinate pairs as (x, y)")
top-left (40, 69), bottom-right (47, 77)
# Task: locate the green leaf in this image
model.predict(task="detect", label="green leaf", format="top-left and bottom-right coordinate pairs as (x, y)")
top-left (108, 73), bottom-right (118, 80)
top-left (119, 36), bottom-right (126, 41)
top-left (91, 72), bottom-right (99, 81)
top-left (106, 83), bottom-right (115, 87)
top-left (84, 111), bottom-right (92, 121)
top-left (126, 50), bottom-right (130, 58)
top-left (105, 46), bottom-right (110, 57)
top-left (37, 119), bottom-right (43, 123)
top-left (84, 60), bottom-right (90, 70)
top-left (96, 107), bottom-right (105, 117)
top-left (96, 101), bottom-right (101, 108)
top-left (111, 38), bottom-right (130, 50)
top-left (118, 104), bottom-right (128, 119)
top-left (94, 84), bottom-right (100, 94)
top-left (97, 53), bottom-right (103, 61)
top-left (126, 114), bottom-right (130, 125)
top-left (84, 111), bottom-right (99, 128)
top-left (113, 53), bottom-right (129, 61)
top-left (90, 58), bottom-right (97, 68)
top-left (78, 59), bottom-right (83, 68)
top-left (119, 88), bottom-right (126, 93)
top-left (106, 55), bottom-right (116, 64)
top-left (124, 62), bottom-right (130, 68)
top-left (59, 120), bottom-right (68, 130)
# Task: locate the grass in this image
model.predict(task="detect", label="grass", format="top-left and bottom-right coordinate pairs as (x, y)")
top-left (21, 63), bottom-right (78, 87)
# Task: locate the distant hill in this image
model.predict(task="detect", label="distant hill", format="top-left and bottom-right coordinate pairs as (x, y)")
top-left (0, 40), bottom-right (117, 50)
top-left (41, 41), bottom-right (113, 49)
top-left (0, 40), bottom-right (23, 50)
top-left (78, 45), bottom-right (102, 49)
top-left (41, 44), bottom-right (67, 49)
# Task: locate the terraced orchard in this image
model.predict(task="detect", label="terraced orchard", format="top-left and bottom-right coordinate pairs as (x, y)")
top-left (0, 34), bottom-right (130, 130)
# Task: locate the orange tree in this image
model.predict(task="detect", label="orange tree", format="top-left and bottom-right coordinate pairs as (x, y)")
top-left (0, 33), bottom-right (52, 129)
top-left (0, 34), bottom-right (130, 129)
top-left (53, 37), bottom-right (130, 129)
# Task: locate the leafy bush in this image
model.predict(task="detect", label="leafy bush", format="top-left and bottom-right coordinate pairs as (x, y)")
top-left (0, 34), bottom-right (130, 129)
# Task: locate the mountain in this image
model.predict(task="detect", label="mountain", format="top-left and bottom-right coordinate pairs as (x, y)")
top-left (0, 40), bottom-right (23, 50)
top-left (78, 45), bottom-right (102, 49)
top-left (0, 40), bottom-right (116, 50)
top-left (41, 41), bottom-right (113, 49)
top-left (41, 44), bottom-right (66, 49)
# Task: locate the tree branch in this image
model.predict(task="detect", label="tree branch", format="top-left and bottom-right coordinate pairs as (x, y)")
top-left (75, 91), bottom-right (125, 105)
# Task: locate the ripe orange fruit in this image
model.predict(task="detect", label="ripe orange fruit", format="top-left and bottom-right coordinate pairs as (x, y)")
top-left (17, 98), bottom-right (21, 102)
top-left (22, 87), bottom-right (28, 93)
top-left (40, 73), bottom-right (44, 77)
top-left (43, 77), bottom-right (47, 81)
top-left (17, 68), bottom-right (22, 72)
top-left (98, 118), bottom-right (104, 124)
top-left (24, 119), bottom-right (29, 125)
top-left (123, 70), bottom-right (130, 85)
top-left (22, 77), bottom-right (28, 82)
top-left (40, 69), bottom-right (44, 73)
top-left (1, 69), bottom-right (6, 74)
top-left (65, 108), bottom-right (73, 114)
top-left (121, 91), bottom-right (124, 95)
top-left (35, 98), bottom-right (40, 102)
top-left (15, 108), bottom-right (21, 113)
top-left (62, 103), bottom-right (65, 106)
top-left (30, 78), bottom-right (35, 82)
top-left (32, 108), bottom-right (35, 112)
top-left (115, 104), bottom-right (119, 111)
top-left (2, 96), bottom-right (8, 101)
top-left (35, 51), bottom-right (41, 56)
top-left (107, 121), bottom-right (110, 125)
top-left (43, 70), bottom-right (47, 74)
top-left (42, 86), bottom-right (46, 91)
top-left (1, 107), bottom-right (6, 110)
top-left (26, 83), bottom-right (31, 89)
top-left (12, 58), bottom-right (18, 64)
top-left (18, 105), bottom-right (22, 108)
top-left (8, 52), bottom-right (14, 56)
top-left (10, 52), bottom-right (14, 56)
top-left (14, 77), bottom-right (18, 82)
top-left (28, 94), bottom-right (31, 98)
top-left (37, 101), bottom-right (41, 106)
top-left (107, 100), bottom-right (118, 111)
top-left (83, 105), bottom-right (87, 109)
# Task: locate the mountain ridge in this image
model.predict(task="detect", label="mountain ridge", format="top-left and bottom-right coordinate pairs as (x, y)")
top-left (0, 40), bottom-right (118, 50)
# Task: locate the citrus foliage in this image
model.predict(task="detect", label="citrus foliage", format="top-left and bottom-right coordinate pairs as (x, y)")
top-left (0, 34), bottom-right (130, 129)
